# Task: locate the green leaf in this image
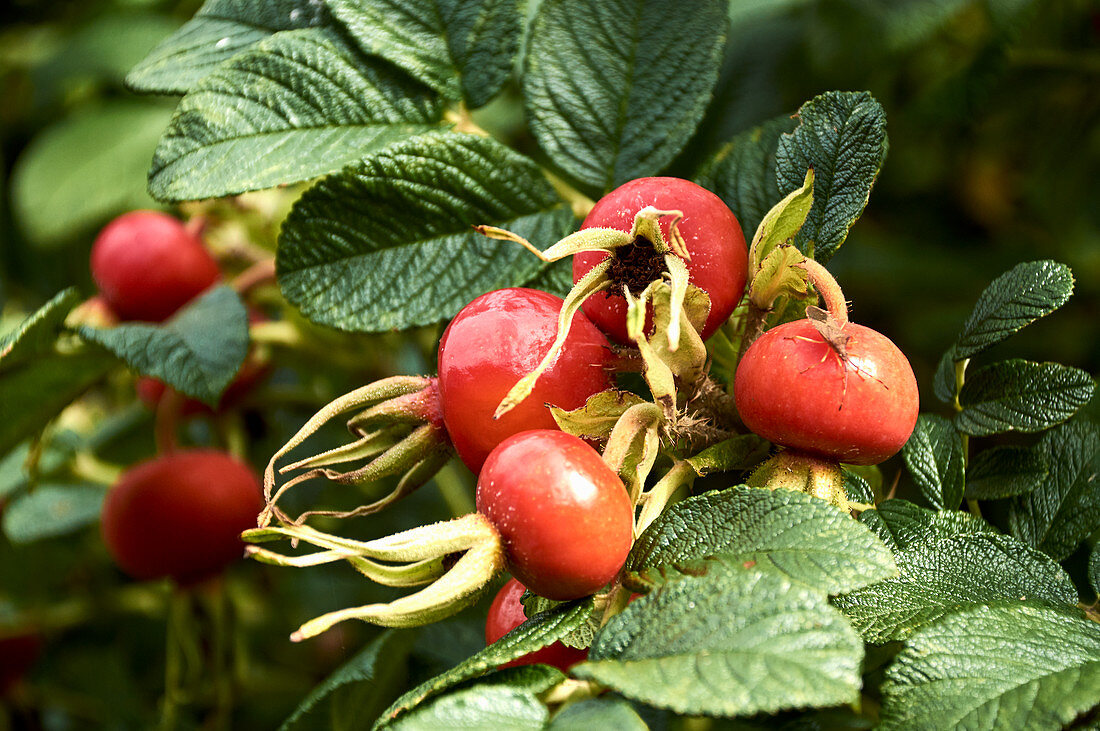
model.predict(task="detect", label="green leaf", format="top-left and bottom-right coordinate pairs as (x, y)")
top-left (625, 487), bottom-right (897, 596)
top-left (281, 630), bottom-right (416, 730)
top-left (126, 0), bottom-right (331, 94)
top-left (523, 0), bottom-right (728, 193)
top-left (964, 445), bottom-right (1048, 500)
top-left (328, 0), bottom-right (521, 108)
top-left (1008, 420), bottom-right (1100, 561)
top-left (377, 601), bottom-right (585, 724)
top-left (0, 289), bottom-right (81, 370)
top-left (684, 435), bottom-right (770, 476)
top-left (522, 259), bottom-right (574, 299)
top-left (78, 286), bottom-right (248, 406)
top-left (956, 360), bottom-right (1094, 436)
top-left (901, 414), bottom-right (965, 510)
top-left (148, 27), bottom-right (443, 202)
top-left (953, 260), bottom-right (1074, 360)
top-left (574, 568), bottom-right (863, 717)
top-left (2, 484), bottom-right (107, 545)
top-left (932, 349), bottom-right (959, 404)
top-left (833, 529), bottom-right (1078, 644)
top-left (774, 91), bottom-right (888, 263)
top-left (695, 115), bottom-right (798, 244)
top-left (386, 686), bottom-right (546, 730)
top-left (277, 132), bottom-right (573, 332)
top-left (858, 499), bottom-right (998, 551)
top-left (880, 604), bottom-right (1100, 730)
top-left (1089, 545), bottom-right (1099, 600)
top-left (842, 468), bottom-right (875, 504)
top-left (550, 390), bottom-right (647, 441)
top-left (11, 102), bottom-right (174, 246)
top-left (547, 698), bottom-right (647, 730)
top-left (748, 168), bottom-right (814, 270)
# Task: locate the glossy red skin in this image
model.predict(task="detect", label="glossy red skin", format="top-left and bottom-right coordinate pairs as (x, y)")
top-left (476, 430), bottom-right (633, 600)
top-left (90, 211), bottom-right (220, 322)
top-left (101, 450), bottom-right (264, 584)
top-left (734, 319), bottom-right (919, 465)
top-left (573, 177), bottom-right (747, 343)
top-left (438, 288), bottom-right (613, 474)
top-left (0, 634), bottom-right (41, 695)
top-left (485, 578), bottom-right (588, 671)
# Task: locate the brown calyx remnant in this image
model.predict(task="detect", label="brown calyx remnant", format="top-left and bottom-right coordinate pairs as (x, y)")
top-left (607, 235), bottom-right (668, 297)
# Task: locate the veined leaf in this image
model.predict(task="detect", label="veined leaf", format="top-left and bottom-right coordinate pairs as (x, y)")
top-left (523, 0), bottom-right (727, 193)
top-left (126, 0), bottom-right (331, 94)
top-left (775, 91), bottom-right (888, 263)
top-left (575, 568), bottom-right (863, 717)
top-left (695, 114), bottom-right (798, 244)
top-left (901, 414), bottom-right (965, 510)
top-left (78, 286), bottom-right (248, 406)
top-left (386, 686), bottom-right (547, 730)
top-left (277, 132), bottom-right (573, 332)
top-left (880, 604), bottom-right (1100, 730)
top-left (546, 698), bottom-right (647, 730)
top-left (148, 27), bottom-right (443, 201)
top-left (859, 499), bottom-right (998, 552)
top-left (956, 359), bottom-right (1094, 436)
top-left (0, 289), bottom-right (81, 370)
top-left (328, 0), bottom-right (520, 107)
top-left (1008, 420), bottom-right (1100, 561)
top-left (625, 487), bottom-right (896, 596)
top-left (2, 484), bottom-right (107, 545)
top-left (965, 445), bottom-right (1047, 500)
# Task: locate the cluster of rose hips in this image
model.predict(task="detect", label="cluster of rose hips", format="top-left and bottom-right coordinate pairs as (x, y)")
top-left (252, 176), bottom-right (918, 667)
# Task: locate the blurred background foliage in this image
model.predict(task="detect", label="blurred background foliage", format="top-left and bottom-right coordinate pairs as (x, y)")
top-left (1, 0), bottom-right (1099, 727)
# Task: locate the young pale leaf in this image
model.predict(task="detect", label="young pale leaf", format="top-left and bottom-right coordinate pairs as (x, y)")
top-left (1, 484), bottom-right (107, 544)
top-left (901, 414), bottom-right (965, 510)
top-left (956, 359), bottom-right (1094, 436)
top-left (0, 289), bottom-right (81, 370)
top-left (546, 698), bottom-right (647, 731)
top-left (1009, 420), bottom-right (1100, 561)
top-left (277, 132), bottom-right (573, 332)
top-left (694, 114), bottom-right (798, 243)
top-left (880, 604), bottom-right (1100, 730)
top-left (377, 601), bottom-right (586, 725)
top-left (386, 686), bottom-right (547, 730)
top-left (775, 91), bottom-right (888, 263)
top-left (523, 0), bottom-right (727, 193)
top-left (126, 0), bottom-right (331, 94)
top-left (328, 0), bottom-right (520, 108)
top-left (149, 27), bottom-right (442, 201)
top-left (859, 499), bottom-right (998, 552)
top-left (575, 568), bottom-right (863, 717)
top-left (964, 445), bottom-right (1048, 500)
top-left (281, 630), bottom-right (415, 731)
top-left (833, 530), bottom-right (1078, 644)
top-left (625, 487), bottom-right (896, 596)
top-left (78, 286), bottom-right (248, 406)
top-left (953, 260), bottom-right (1074, 360)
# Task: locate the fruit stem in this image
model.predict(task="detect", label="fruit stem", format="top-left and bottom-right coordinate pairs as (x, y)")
top-left (794, 258), bottom-right (848, 327)
top-left (544, 170), bottom-right (596, 220)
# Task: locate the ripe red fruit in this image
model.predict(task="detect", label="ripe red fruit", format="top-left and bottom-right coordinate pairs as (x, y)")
top-left (573, 177), bottom-right (747, 343)
top-left (0, 633), bottom-right (41, 695)
top-left (734, 319), bottom-right (919, 465)
top-left (437, 288), bottom-right (613, 474)
top-left (476, 430), bottom-right (633, 600)
top-left (485, 578), bottom-right (588, 671)
top-left (101, 450), bottom-right (264, 584)
top-left (90, 210), bottom-right (220, 322)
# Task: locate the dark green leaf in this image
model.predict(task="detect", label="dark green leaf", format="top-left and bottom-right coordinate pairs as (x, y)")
top-left (901, 414), bottom-right (965, 510)
top-left (954, 260), bottom-right (1074, 360)
top-left (964, 445), bottom-right (1048, 500)
top-left (842, 469), bottom-right (875, 504)
top-left (1089, 546), bottom-right (1099, 600)
top-left (694, 114), bottom-right (798, 243)
top-left (282, 630), bottom-right (416, 730)
top-left (880, 604), bottom-right (1100, 730)
top-left (575, 568), bottom-right (863, 716)
top-left (277, 132), bottom-right (573, 332)
top-left (1009, 420), bottom-right (1100, 561)
top-left (956, 360), bottom-right (1094, 436)
top-left (0, 289), bottom-right (81, 370)
top-left (12, 103), bottom-right (174, 246)
top-left (126, 0), bottom-right (331, 94)
top-left (377, 601), bottom-right (586, 724)
top-left (775, 91), bottom-right (888, 263)
top-left (857, 499), bottom-right (998, 552)
top-left (547, 698), bottom-right (647, 730)
top-left (148, 27), bottom-right (443, 201)
top-left (78, 286), bottom-right (248, 406)
top-left (522, 259), bottom-right (575, 299)
top-left (328, 0), bottom-right (520, 107)
top-left (1, 484), bottom-right (107, 544)
top-left (833, 530), bottom-right (1078, 644)
top-left (386, 686), bottom-right (546, 730)
top-left (933, 348), bottom-right (958, 404)
top-left (625, 487), bottom-right (896, 595)
top-left (523, 0), bottom-right (728, 192)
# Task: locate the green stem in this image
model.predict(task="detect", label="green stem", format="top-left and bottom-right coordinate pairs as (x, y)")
top-left (433, 461), bottom-right (475, 518)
